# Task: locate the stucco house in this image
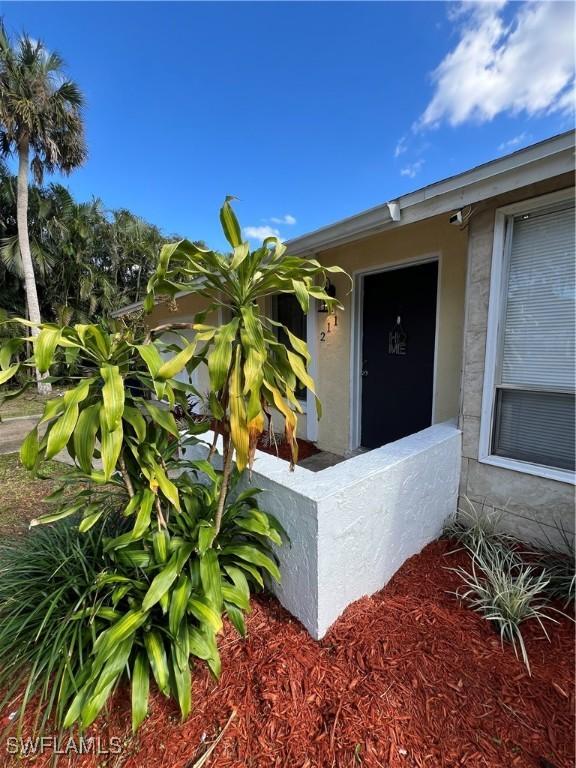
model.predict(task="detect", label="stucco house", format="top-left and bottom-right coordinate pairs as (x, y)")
top-left (121, 131), bottom-right (575, 638)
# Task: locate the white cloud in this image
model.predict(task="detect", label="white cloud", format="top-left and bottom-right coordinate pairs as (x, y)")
top-left (243, 225), bottom-right (280, 242)
top-left (417, 1), bottom-right (575, 129)
top-left (497, 131), bottom-right (530, 152)
top-left (400, 160), bottom-right (424, 179)
top-left (269, 214), bottom-right (297, 225)
top-left (394, 136), bottom-right (408, 157)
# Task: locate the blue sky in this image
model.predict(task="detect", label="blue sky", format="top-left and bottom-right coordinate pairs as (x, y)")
top-left (2, 1), bottom-right (574, 249)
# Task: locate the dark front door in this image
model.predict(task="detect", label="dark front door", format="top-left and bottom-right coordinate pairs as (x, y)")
top-left (361, 261), bottom-right (438, 449)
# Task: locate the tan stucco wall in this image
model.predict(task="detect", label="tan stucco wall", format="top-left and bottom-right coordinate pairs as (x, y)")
top-left (314, 215), bottom-right (468, 455)
top-left (459, 172), bottom-right (575, 542)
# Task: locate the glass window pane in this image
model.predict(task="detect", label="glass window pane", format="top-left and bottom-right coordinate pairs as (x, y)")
top-left (501, 202), bottom-right (575, 390)
top-left (493, 388), bottom-right (575, 471)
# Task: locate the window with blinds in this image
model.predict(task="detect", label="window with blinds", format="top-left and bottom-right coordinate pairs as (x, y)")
top-left (491, 200), bottom-right (575, 471)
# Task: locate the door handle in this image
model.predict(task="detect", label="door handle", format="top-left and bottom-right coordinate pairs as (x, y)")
top-left (361, 369), bottom-right (368, 377)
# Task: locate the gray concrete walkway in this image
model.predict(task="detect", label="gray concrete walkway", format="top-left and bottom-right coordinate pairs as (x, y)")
top-left (0, 416), bottom-right (75, 465)
top-left (0, 416), bottom-right (42, 455)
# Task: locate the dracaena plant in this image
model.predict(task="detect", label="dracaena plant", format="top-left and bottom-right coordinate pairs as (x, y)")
top-left (0, 317), bottom-right (282, 733)
top-left (0, 199), bottom-right (347, 735)
top-left (145, 197), bottom-right (348, 533)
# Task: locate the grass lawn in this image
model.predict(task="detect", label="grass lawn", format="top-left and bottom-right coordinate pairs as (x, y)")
top-left (0, 386), bottom-right (69, 419)
top-left (0, 454), bottom-right (71, 535)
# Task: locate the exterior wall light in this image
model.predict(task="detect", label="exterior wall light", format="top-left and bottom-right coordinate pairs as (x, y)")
top-left (318, 281), bottom-right (336, 313)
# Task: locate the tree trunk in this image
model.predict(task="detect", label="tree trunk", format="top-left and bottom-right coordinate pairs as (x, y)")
top-left (17, 138), bottom-right (51, 394)
top-left (214, 434), bottom-right (234, 536)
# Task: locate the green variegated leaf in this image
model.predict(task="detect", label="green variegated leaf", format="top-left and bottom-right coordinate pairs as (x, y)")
top-left (285, 328), bottom-right (311, 363)
top-left (92, 609), bottom-right (148, 663)
top-left (132, 489), bottom-right (155, 538)
top-left (157, 340), bottom-right (197, 380)
top-left (169, 574), bottom-right (192, 637)
top-left (188, 626), bottom-right (212, 659)
top-left (78, 508), bottom-right (106, 532)
top-left (144, 630), bottom-right (170, 695)
top-left (123, 406), bottom-right (147, 441)
top-left (0, 338), bottom-right (23, 370)
top-left (19, 426), bottom-right (39, 469)
top-left (45, 403), bottom-right (80, 459)
top-left (74, 403), bottom-right (100, 473)
top-left (131, 651), bottom-right (150, 732)
top-left (221, 544), bottom-right (281, 582)
top-left (39, 396), bottom-right (66, 424)
top-left (220, 197), bottom-right (242, 247)
top-left (223, 565), bottom-right (251, 603)
top-left (291, 279), bottom-right (309, 313)
top-left (0, 363), bottom-right (19, 385)
top-left (198, 523), bottom-right (216, 554)
top-left (142, 544), bottom-right (192, 611)
top-left (100, 414), bottom-right (123, 481)
top-left (29, 504), bottom-right (83, 527)
top-left (63, 378), bottom-right (93, 408)
top-left (187, 596), bottom-right (223, 633)
top-left (34, 327), bottom-right (61, 373)
top-left (200, 549), bottom-right (223, 611)
top-left (229, 345), bottom-right (249, 471)
top-left (171, 649), bottom-right (191, 720)
top-left (143, 401), bottom-right (179, 437)
top-left (222, 583), bottom-right (249, 611)
top-left (225, 602), bottom-right (246, 637)
top-left (81, 638), bottom-right (133, 727)
top-left (153, 529), bottom-right (170, 563)
top-left (230, 241), bottom-right (249, 269)
top-left (208, 319), bottom-right (239, 392)
top-left (101, 365), bottom-right (125, 431)
top-left (152, 461), bottom-right (181, 511)
top-left (286, 350), bottom-right (315, 392)
top-left (137, 344), bottom-right (164, 378)
top-left (200, 627), bottom-right (221, 679)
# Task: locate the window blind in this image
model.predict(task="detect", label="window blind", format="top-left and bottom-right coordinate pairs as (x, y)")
top-left (501, 203), bottom-right (575, 389)
top-left (493, 200), bottom-right (575, 472)
top-left (493, 389), bottom-right (575, 471)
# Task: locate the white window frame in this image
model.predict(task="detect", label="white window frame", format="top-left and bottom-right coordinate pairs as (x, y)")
top-left (479, 188), bottom-right (576, 485)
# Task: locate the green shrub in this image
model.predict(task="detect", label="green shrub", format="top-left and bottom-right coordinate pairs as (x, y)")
top-left (449, 537), bottom-right (560, 674)
top-left (0, 473), bottom-right (283, 735)
top-left (0, 516), bottom-right (115, 735)
top-left (62, 469), bottom-right (283, 732)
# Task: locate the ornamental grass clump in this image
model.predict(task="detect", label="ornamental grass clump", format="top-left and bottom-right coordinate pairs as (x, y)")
top-left (0, 199), bottom-right (346, 736)
top-left (0, 516), bottom-right (115, 735)
top-left (527, 521), bottom-right (575, 607)
top-left (450, 536), bottom-right (561, 674)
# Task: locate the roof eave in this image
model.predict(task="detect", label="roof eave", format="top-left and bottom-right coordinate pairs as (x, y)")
top-left (286, 131), bottom-right (575, 256)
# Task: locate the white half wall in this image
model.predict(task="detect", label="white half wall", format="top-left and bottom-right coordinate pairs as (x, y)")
top-left (184, 422), bottom-right (462, 639)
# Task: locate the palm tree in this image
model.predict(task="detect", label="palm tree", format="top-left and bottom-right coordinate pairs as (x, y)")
top-left (0, 23), bottom-right (86, 391)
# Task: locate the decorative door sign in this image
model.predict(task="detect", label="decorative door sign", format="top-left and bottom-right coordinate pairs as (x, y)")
top-left (388, 316), bottom-right (407, 355)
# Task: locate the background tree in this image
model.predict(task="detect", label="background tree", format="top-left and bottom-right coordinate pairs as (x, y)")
top-left (0, 166), bottom-right (169, 325)
top-left (0, 22), bottom-right (86, 392)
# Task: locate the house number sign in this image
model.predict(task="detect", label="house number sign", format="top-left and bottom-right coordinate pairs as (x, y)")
top-left (388, 316), bottom-right (407, 355)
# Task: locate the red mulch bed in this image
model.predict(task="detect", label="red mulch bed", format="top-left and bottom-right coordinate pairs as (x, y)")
top-left (257, 435), bottom-right (320, 462)
top-left (2, 540), bottom-right (574, 768)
